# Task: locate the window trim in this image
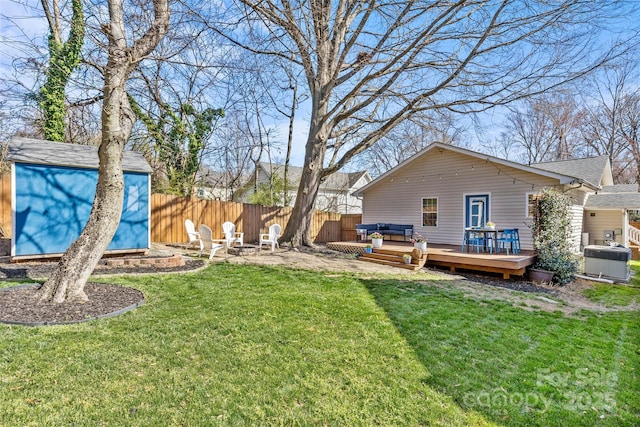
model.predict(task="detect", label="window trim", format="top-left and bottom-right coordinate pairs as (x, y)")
top-left (421, 196), bottom-right (438, 227)
top-left (526, 192), bottom-right (541, 218)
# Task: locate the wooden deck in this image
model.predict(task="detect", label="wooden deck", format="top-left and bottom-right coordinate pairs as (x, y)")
top-left (326, 241), bottom-right (536, 279)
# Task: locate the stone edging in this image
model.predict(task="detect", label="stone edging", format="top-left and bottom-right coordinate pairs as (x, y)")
top-left (105, 253), bottom-right (184, 268)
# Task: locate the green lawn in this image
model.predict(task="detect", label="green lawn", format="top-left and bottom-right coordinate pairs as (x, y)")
top-left (582, 260), bottom-right (640, 307)
top-left (0, 264), bottom-right (638, 426)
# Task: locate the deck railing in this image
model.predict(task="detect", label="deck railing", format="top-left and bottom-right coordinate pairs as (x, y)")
top-left (628, 224), bottom-right (640, 246)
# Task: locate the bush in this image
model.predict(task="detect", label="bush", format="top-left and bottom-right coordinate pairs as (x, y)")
top-left (531, 188), bottom-right (578, 285)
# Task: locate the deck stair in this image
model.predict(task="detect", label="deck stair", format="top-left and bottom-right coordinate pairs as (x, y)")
top-left (358, 248), bottom-right (427, 271)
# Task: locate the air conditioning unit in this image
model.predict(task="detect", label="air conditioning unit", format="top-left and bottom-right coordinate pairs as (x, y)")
top-left (583, 245), bottom-right (631, 282)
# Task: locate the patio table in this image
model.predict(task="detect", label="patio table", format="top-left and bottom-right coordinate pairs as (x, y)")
top-left (464, 228), bottom-right (502, 253)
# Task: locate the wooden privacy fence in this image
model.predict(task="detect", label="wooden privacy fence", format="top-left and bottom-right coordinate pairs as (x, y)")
top-left (0, 174), bottom-right (10, 237)
top-left (151, 194), bottom-right (362, 245)
top-left (340, 213), bottom-right (363, 242)
top-left (0, 172), bottom-right (361, 243)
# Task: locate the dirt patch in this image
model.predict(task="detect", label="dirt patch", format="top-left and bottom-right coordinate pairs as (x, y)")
top-left (220, 245), bottom-right (421, 276)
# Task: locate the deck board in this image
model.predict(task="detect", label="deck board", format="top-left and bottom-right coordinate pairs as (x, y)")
top-left (326, 241), bottom-right (536, 278)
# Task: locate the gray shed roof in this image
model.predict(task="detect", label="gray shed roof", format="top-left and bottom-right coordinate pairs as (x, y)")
top-left (7, 137), bottom-right (152, 174)
top-left (585, 184), bottom-right (640, 209)
top-left (601, 184), bottom-right (639, 193)
top-left (585, 193), bottom-right (640, 210)
top-left (531, 156), bottom-right (609, 188)
top-left (258, 162), bottom-right (370, 191)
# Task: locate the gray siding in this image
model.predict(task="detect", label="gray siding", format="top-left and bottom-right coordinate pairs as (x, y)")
top-left (583, 209), bottom-right (626, 246)
top-left (567, 189), bottom-right (587, 252)
top-left (362, 149), bottom-right (562, 250)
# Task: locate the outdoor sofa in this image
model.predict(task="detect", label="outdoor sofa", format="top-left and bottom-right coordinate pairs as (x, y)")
top-left (355, 223), bottom-right (414, 241)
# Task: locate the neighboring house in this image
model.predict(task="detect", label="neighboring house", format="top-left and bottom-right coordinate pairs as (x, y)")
top-left (244, 162), bottom-right (371, 214)
top-left (194, 166), bottom-right (249, 201)
top-left (353, 142), bottom-right (640, 251)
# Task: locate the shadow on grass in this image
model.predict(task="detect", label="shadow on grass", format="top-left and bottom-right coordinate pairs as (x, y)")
top-left (361, 276), bottom-right (640, 427)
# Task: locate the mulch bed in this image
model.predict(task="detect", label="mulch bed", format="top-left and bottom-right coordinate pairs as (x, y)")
top-left (427, 266), bottom-right (559, 295)
top-left (0, 283), bottom-right (144, 325)
top-left (0, 257), bottom-right (205, 326)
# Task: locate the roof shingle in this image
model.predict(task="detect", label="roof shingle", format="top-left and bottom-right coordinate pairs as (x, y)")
top-left (531, 156), bottom-right (609, 188)
top-left (7, 137), bottom-right (152, 174)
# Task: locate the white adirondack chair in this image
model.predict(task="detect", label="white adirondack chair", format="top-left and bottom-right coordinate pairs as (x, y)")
top-left (222, 221), bottom-right (244, 247)
top-left (259, 223), bottom-right (281, 252)
top-left (184, 219), bottom-right (200, 249)
top-left (198, 224), bottom-right (226, 259)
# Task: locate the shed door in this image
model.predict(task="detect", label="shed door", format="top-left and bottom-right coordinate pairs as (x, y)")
top-left (465, 195), bottom-right (489, 228)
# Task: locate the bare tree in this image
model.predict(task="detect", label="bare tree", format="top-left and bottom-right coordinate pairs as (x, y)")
top-left (355, 111), bottom-right (463, 177)
top-left (218, 0), bottom-right (634, 247)
top-left (200, 49), bottom-right (292, 201)
top-left (618, 93), bottom-right (640, 183)
top-left (580, 62), bottom-right (639, 182)
top-left (497, 93), bottom-right (584, 165)
top-left (39, 0), bottom-right (170, 303)
top-left (124, 6), bottom-right (231, 194)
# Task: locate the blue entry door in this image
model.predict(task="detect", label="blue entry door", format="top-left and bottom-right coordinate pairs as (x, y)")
top-left (465, 195), bottom-right (489, 228)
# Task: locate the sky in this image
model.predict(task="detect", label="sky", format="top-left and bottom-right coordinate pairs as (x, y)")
top-left (0, 0), bottom-right (45, 73)
top-left (0, 0), bottom-right (318, 165)
top-left (2, 1), bottom-right (640, 170)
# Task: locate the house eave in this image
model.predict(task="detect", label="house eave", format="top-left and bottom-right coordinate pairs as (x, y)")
top-left (353, 142), bottom-right (581, 196)
top-left (563, 179), bottom-right (600, 192)
top-left (584, 207), bottom-right (629, 211)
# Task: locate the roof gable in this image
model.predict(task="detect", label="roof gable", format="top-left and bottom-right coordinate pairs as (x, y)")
top-left (7, 137), bottom-right (152, 174)
top-left (531, 156), bottom-right (612, 188)
top-left (354, 142), bottom-right (588, 196)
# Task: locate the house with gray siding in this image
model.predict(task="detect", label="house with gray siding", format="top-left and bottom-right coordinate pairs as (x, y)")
top-left (353, 142), bottom-right (640, 252)
top-left (244, 162), bottom-right (371, 214)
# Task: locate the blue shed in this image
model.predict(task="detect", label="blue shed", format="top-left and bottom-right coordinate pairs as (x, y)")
top-left (7, 137), bottom-right (152, 259)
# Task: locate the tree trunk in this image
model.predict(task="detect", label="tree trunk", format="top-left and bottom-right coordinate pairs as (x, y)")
top-left (39, 59), bottom-right (132, 303)
top-left (39, 0), bottom-right (84, 142)
top-left (280, 128), bottom-right (326, 247)
top-left (39, 0), bottom-right (169, 303)
top-left (38, 131), bottom-right (126, 302)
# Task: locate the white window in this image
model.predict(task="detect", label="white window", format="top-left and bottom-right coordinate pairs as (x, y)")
top-left (126, 185), bottom-right (139, 211)
top-left (422, 197), bottom-right (438, 227)
top-left (526, 192), bottom-right (542, 218)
